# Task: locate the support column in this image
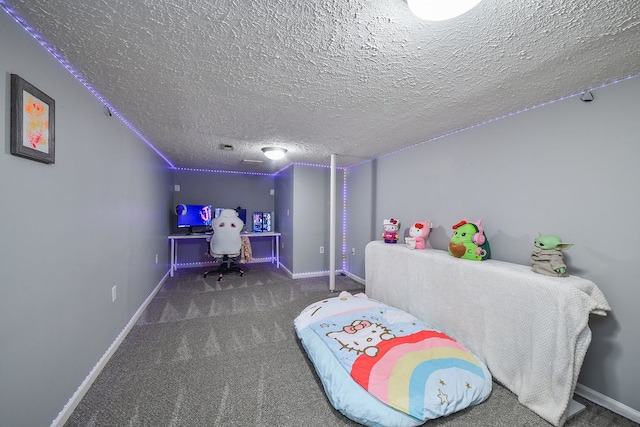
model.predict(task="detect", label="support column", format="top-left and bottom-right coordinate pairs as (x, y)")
top-left (329, 154), bottom-right (336, 291)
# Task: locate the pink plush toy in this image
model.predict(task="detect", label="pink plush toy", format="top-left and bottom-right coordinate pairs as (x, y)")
top-left (409, 221), bottom-right (431, 249)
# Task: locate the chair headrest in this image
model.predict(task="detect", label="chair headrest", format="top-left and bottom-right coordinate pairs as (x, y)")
top-left (218, 208), bottom-right (239, 219)
top-left (212, 208), bottom-right (244, 229)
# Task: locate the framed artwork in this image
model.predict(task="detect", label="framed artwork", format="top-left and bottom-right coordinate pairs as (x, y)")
top-left (10, 74), bottom-right (55, 164)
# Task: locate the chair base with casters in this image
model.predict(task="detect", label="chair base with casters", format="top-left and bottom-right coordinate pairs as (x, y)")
top-left (204, 255), bottom-right (244, 281)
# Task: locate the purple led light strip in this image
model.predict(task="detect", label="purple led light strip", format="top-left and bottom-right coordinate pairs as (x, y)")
top-left (1, 1), bottom-right (175, 168)
top-left (173, 167), bottom-right (274, 176)
top-left (342, 169), bottom-right (348, 272)
top-left (348, 74), bottom-right (640, 169)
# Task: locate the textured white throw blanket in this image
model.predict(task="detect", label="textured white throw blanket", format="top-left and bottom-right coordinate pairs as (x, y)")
top-left (365, 241), bottom-right (611, 427)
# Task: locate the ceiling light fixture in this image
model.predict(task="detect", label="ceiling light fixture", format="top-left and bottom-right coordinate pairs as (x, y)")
top-left (262, 147), bottom-right (287, 160)
top-left (407, 0), bottom-right (482, 21)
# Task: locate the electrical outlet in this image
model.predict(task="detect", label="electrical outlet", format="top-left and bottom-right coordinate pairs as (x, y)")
top-left (111, 286), bottom-right (117, 303)
top-left (351, 248), bottom-right (356, 255)
top-left (155, 254), bottom-right (158, 264)
top-left (320, 246), bottom-right (324, 254)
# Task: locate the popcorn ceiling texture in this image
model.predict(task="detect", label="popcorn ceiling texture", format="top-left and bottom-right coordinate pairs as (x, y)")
top-left (4, 0), bottom-right (640, 173)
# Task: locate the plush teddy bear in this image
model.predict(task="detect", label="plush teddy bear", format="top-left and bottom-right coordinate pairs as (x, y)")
top-left (530, 233), bottom-right (573, 277)
top-left (409, 221), bottom-right (431, 249)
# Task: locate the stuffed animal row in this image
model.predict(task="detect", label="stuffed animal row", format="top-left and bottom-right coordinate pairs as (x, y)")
top-left (383, 217), bottom-right (572, 276)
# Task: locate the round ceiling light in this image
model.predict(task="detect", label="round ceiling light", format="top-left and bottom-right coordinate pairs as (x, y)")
top-left (407, 0), bottom-right (482, 21)
top-left (262, 147), bottom-right (287, 160)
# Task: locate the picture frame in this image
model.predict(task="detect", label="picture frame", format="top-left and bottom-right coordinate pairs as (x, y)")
top-left (10, 74), bottom-right (55, 164)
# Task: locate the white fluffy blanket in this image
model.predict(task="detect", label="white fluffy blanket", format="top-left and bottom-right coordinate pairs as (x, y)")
top-left (365, 241), bottom-right (610, 427)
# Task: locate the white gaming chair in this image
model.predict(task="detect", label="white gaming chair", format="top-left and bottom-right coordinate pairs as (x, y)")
top-left (204, 209), bottom-right (245, 281)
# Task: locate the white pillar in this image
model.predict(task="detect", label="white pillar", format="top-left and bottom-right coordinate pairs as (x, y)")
top-left (329, 154), bottom-right (336, 291)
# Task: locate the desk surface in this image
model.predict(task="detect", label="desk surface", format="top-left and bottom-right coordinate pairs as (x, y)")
top-left (168, 231), bottom-right (281, 276)
top-left (168, 231), bottom-right (280, 239)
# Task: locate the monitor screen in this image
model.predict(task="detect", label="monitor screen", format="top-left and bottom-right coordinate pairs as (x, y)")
top-left (176, 204), bottom-right (212, 229)
top-left (236, 208), bottom-right (247, 225)
top-left (215, 207), bottom-right (247, 226)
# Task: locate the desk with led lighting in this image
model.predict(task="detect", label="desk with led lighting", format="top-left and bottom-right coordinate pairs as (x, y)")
top-left (168, 231), bottom-right (281, 277)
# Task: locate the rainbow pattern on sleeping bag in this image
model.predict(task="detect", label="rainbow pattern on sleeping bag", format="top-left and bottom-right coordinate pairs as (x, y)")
top-left (309, 307), bottom-right (490, 420)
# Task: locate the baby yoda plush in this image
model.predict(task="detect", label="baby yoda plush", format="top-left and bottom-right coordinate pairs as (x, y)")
top-left (530, 233), bottom-right (574, 277)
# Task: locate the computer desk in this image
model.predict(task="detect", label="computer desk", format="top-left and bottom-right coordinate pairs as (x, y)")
top-left (168, 231), bottom-right (281, 277)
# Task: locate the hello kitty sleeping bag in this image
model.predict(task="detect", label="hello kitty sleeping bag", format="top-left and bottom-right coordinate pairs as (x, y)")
top-left (294, 292), bottom-right (492, 427)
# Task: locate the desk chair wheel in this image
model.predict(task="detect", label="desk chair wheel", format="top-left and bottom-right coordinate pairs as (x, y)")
top-left (204, 267), bottom-right (245, 281)
top-left (214, 269), bottom-right (243, 281)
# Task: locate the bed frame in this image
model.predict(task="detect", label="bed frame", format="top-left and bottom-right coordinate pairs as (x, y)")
top-left (365, 241), bottom-right (610, 427)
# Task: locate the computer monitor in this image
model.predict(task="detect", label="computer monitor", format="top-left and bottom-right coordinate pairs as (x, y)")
top-left (215, 207), bottom-right (247, 226)
top-left (176, 204), bottom-right (212, 233)
top-left (236, 208), bottom-right (247, 226)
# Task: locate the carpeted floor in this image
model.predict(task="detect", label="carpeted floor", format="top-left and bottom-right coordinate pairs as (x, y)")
top-left (64, 263), bottom-right (638, 427)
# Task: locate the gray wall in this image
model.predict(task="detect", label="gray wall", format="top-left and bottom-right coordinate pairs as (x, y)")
top-left (0, 12), bottom-right (173, 427)
top-left (171, 169), bottom-right (276, 262)
top-left (274, 165), bottom-right (295, 269)
top-left (346, 76), bottom-right (640, 413)
top-left (274, 164), bottom-right (345, 275)
top-left (345, 160), bottom-right (377, 275)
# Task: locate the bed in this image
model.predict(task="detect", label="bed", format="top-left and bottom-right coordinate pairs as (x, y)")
top-left (364, 241), bottom-right (611, 426)
top-left (294, 291), bottom-right (492, 427)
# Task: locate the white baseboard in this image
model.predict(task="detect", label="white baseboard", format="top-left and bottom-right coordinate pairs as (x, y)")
top-left (344, 271), bottom-right (365, 285)
top-left (289, 270), bottom-right (365, 284)
top-left (574, 383), bottom-right (640, 423)
top-left (261, 263), bottom-right (326, 279)
top-left (290, 270), bottom-right (331, 279)
top-left (50, 270), bottom-right (170, 427)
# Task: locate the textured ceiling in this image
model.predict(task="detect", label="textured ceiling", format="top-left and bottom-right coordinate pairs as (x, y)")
top-left (3, 0), bottom-right (640, 173)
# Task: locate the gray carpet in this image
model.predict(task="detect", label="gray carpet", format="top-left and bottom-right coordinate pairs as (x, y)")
top-left (65, 264), bottom-right (637, 427)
